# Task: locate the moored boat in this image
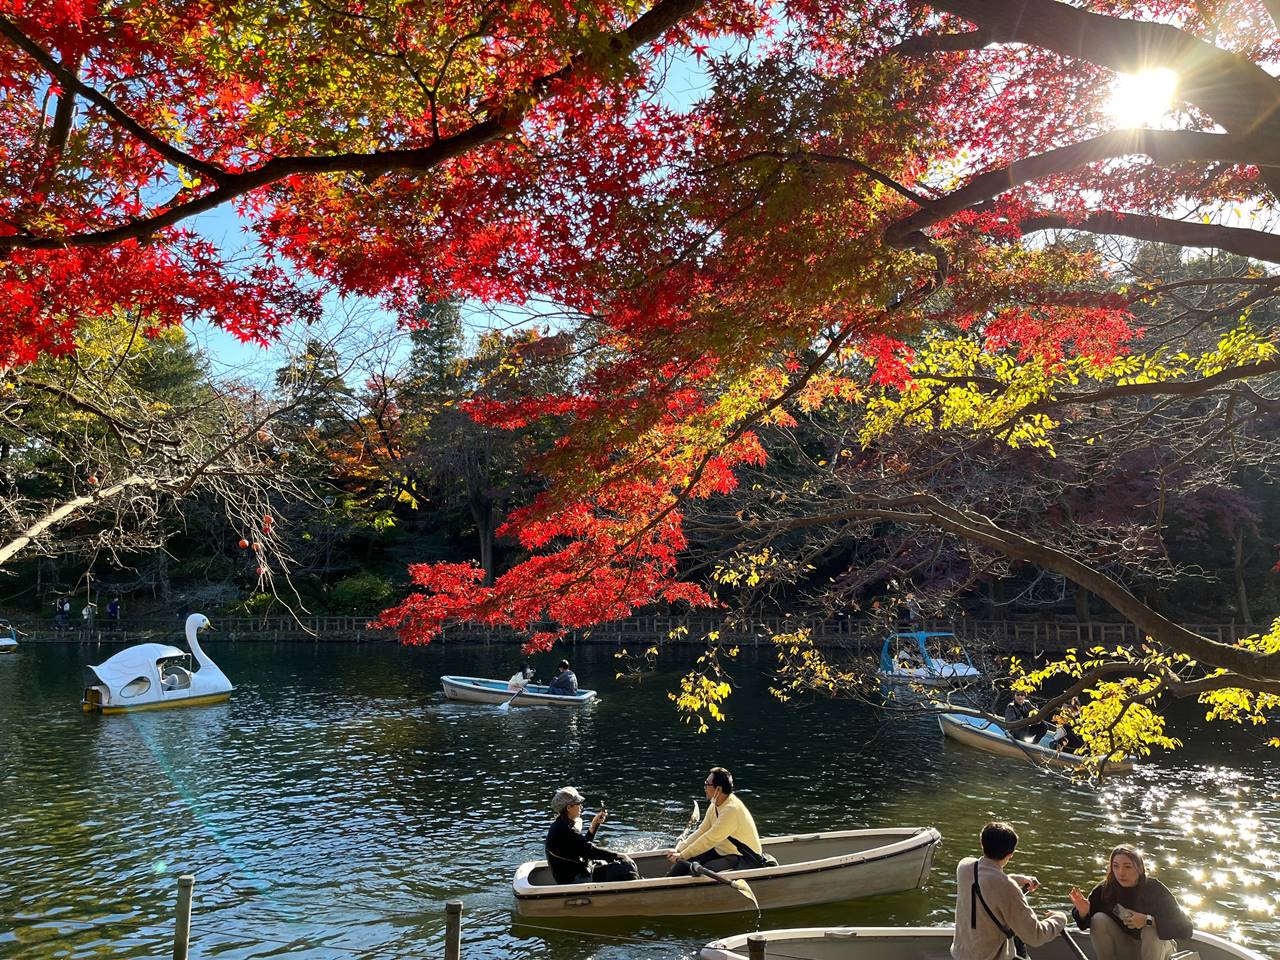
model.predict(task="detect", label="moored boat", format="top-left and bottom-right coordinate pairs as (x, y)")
top-left (879, 632), bottom-right (981, 687)
top-left (513, 826), bottom-right (941, 918)
top-left (0, 619), bottom-right (16, 654)
top-left (938, 712), bottom-right (1133, 773)
top-left (700, 926), bottom-right (1264, 960)
top-left (81, 613), bottom-right (232, 714)
top-left (441, 674), bottom-right (597, 707)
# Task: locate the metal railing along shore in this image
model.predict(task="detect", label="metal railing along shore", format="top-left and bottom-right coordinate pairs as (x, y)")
top-left (7, 613), bottom-right (1266, 653)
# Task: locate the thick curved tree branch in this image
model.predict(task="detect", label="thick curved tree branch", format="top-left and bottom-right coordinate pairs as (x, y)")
top-left (799, 494), bottom-right (1280, 682)
top-left (0, 475), bottom-right (169, 567)
top-left (883, 130), bottom-right (1276, 251)
top-left (886, 29), bottom-right (993, 56)
top-left (1021, 212), bottom-right (1280, 264)
top-left (929, 0), bottom-right (1280, 194)
top-left (0, 0), bottom-right (704, 252)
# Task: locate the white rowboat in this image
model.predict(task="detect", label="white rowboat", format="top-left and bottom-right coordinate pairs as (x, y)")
top-left (938, 712), bottom-right (1134, 773)
top-left (513, 826), bottom-right (941, 917)
top-left (441, 674), bottom-right (597, 707)
top-left (700, 926), bottom-right (1264, 960)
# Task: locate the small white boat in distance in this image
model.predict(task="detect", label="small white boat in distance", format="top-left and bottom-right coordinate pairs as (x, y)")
top-left (938, 712), bottom-right (1134, 774)
top-left (879, 632), bottom-right (981, 687)
top-left (81, 614), bottom-right (232, 714)
top-left (700, 926), bottom-right (1264, 960)
top-left (514, 826), bottom-right (940, 918)
top-left (441, 675), bottom-right (597, 707)
top-left (0, 620), bottom-right (17, 654)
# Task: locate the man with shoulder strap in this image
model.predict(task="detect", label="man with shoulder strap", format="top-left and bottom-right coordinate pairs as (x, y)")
top-left (952, 821), bottom-right (1066, 960)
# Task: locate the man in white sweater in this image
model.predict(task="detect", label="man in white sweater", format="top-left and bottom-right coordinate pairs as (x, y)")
top-left (665, 766), bottom-right (763, 876)
top-left (952, 821), bottom-right (1067, 960)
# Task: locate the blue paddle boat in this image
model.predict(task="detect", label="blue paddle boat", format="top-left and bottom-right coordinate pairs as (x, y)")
top-left (878, 631), bottom-right (981, 686)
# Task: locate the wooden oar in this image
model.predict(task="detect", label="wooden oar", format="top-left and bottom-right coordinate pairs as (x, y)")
top-left (1059, 928), bottom-right (1089, 960)
top-left (674, 802), bottom-right (700, 847)
top-left (497, 684), bottom-right (524, 712)
top-left (686, 861), bottom-right (759, 906)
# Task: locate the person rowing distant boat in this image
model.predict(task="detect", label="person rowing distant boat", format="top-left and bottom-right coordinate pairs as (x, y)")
top-left (507, 664), bottom-right (536, 691)
top-left (547, 659), bottom-right (578, 695)
top-left (1005, 691), bottom-right (1049, 744)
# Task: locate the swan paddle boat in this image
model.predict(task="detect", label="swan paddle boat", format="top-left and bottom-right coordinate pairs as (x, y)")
top-left (879, 632), bottom-right (981, 687)
top-left (0, 620), bottom-right (17, 654)
top-left (441, 675), bottom-right (597, 707)
top-left (513, 826), bottom-right (940, 918)
top-left (700, 926), bottom-right (1265, 960)
top-left (81, 613), bottom-right (232, 714)
top-left (938, 712), bottom-right (1133, 773)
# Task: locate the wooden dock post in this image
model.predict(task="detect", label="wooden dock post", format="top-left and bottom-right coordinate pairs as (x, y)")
top-left (445, 899), bottom-right (463, 960)
top-left (173, 875), bottom-right (195, 960)
top-left (747, 934), bottom-right (766, 959)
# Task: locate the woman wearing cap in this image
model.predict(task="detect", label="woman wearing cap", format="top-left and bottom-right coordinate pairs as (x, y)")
top-left (1069, 845), bottom-right (1191, 960)
top-left (544, 786), bottom-right (636, 884)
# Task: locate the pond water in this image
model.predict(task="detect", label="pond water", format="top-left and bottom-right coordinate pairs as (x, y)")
top-left (1, 640), bottom-right (1277, 959)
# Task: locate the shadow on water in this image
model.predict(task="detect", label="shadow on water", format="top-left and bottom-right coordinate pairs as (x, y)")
top-left (1, 641), bottom-right (1278, 958)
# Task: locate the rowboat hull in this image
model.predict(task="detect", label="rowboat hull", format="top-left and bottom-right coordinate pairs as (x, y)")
top-left (700, 926), bottom-right (1264, 960)
top-left (513, 826), bottom-right (940, 918)
top-left (938, 713), bottom-right (1133, 773)
top-left (441, 675), bottom-right (597, 707)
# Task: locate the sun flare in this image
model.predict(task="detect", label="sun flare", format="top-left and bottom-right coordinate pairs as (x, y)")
top-left (1106, 68), bottom-right (1178, 127)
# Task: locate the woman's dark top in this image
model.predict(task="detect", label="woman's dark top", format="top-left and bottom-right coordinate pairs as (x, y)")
top-left (1073, 878), bottom-right (1193, 941)
top-left (545, 814), bottom-right (619, 883)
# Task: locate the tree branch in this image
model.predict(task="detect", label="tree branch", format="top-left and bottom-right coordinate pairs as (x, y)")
top-left (0, 18), bottom-right (228, 184)
top-left (885, 29), bottom-right (993, 57)
top-left (1021, 212), bottom-right (1280, 265)
top-left (928, 0), bottom-right (1280, 194)
top-left (0, 0), bottom-right (704, 251)
top-left (0, 475), bottom-right (169, 567)
top-left (883, 130), bottom-right (1276, 251)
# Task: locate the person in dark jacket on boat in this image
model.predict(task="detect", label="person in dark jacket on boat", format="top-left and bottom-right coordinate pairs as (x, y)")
top-left (547, 660), bottom-right (578, 695)
top-left (1069, 845), bottom-right (1191, 960)
top-left (544, 786), bottom-right (636, 884)
top-left (1004, 691), bottom-right (1048, 744)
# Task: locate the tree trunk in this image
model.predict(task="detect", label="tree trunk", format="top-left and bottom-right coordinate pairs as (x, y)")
top-left (1233, 525), bottom-right (1252, 625)
top-left (1074, 581), bottom-right (1092, 623)
top-left (473, 503), bottom-right (495, 586)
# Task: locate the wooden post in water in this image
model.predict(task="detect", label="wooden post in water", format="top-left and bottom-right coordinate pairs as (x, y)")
top-left (445, 899), bottom-right (463, 960)
top-left (173, 874), bottom-right (195, 960)
top-left (747, 934), bottom-right (766, 959)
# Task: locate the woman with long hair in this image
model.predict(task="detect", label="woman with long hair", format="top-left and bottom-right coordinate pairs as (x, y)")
top-left (1069, 845), bottom-right (1192, 960)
